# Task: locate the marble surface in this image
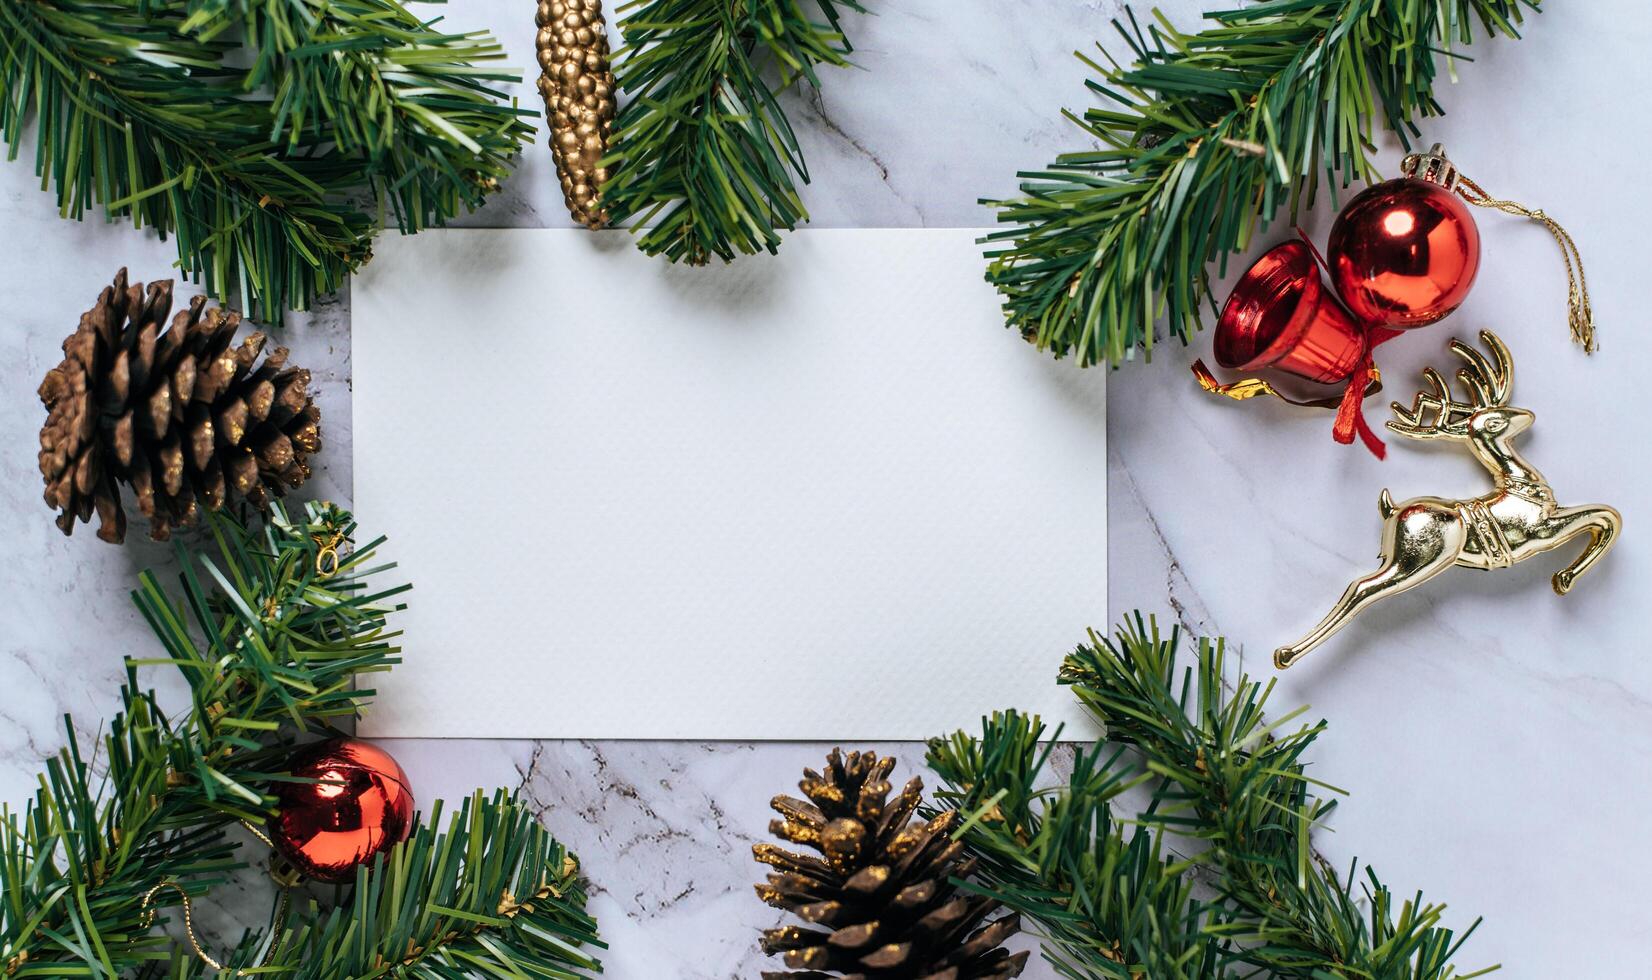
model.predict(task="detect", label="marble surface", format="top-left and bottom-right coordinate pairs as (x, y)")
top-left (2, 1), bottom-right (1649, 976)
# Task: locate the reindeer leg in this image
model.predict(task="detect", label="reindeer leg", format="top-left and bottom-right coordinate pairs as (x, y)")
top-left (1274, 506), bottom-right (1466, 669)
top-left (1552, 505), bottom-right (1623, 595)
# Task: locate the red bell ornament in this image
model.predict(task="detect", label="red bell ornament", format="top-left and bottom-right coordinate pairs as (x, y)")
top-left (1327, 146), bottom-right (1480, 329)
top-left (269, 738), bottom-right (415, 883)
top-left (1214, 239), bottom-right (1366, 384)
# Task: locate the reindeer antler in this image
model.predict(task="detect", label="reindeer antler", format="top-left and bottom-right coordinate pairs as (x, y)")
top-left (1450, 330), bottom-right (1512, 408)
top-left (1388, 330), bottom-right (1515, 440)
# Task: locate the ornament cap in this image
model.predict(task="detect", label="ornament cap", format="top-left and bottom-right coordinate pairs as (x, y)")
top-left (1400, 142), bottom-right (1460, 191)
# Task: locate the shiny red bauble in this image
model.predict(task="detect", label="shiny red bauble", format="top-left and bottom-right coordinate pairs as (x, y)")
top-left (1327, 173), bottom-right (1480, 329)
top-left (269, 738), bottom-right (415, 883)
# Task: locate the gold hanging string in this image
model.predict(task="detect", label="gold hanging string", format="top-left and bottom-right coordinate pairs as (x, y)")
top-left (312, 527), bottom-right (346, 577)
top-left (138, 822), bottom-right (292, 974)
top-left (139, 882), bottom-right (232, 973)
top-left (139, 882), bottom-right (290, 975)
top-left (1454, 173), bottom-right (1596, 354)
top-left (240, 817), bottom-right (276, 849)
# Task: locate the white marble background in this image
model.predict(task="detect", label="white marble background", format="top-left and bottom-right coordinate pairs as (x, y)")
top-left (2, 1), bottom-right (1649, 976)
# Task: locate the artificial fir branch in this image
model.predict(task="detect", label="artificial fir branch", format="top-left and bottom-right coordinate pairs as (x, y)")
top-left (2, 499), bottom-right (403, 971)
top-left (0, 0), bottom-right (532, 323)
top-left (2, 504), bottom-right (606, 978)
top-left (1060, 616), bottom-right (1492, 979)
top-left (926, 711), bottom-right (1224, 980)
top-left (984, 0), bottom-right (1537, 367)
top-left (928, 615), bottom-right (1493, 980)
top-left (1, 503), bottom-right (405, 976)
top-left (181, 0), bottom-right (533, 231)
top-left (132, 503), bottom-right (410, 812)
top-left (200, 792), bottom-right (604, 978)
top-left (2, 690), bottom-right (243, 978)
top-left (604, 0), bottom-right (867, 264)
top-left (136, 791), bottom-right (605, 979)
top-left (133, 798), bottom-right (604, 980)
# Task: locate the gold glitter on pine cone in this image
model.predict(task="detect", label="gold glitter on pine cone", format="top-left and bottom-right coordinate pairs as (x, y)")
top-left (37, 269), bottom-right (321, 544)
top-left (536, 0), bottom-right (615, 229)
top-left (753, 749), bottom-right (1029, 980)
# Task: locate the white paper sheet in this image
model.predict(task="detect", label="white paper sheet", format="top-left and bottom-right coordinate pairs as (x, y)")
top-left (354, 229), bottom-right (1105, 739)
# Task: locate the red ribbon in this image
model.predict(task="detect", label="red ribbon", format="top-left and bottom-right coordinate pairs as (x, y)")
top-left (1296, 227), bottom-right (1397, 460)
top-left (1199, 231), bottom-right (1407, 459)
top-left (1331, 326), bottom-right (1401, 459)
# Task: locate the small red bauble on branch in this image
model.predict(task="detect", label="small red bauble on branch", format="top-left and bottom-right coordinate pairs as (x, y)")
top-left (1197, 143), bottom-right (1596, 457)
top-left (269, 738), bottom-right (416, 883)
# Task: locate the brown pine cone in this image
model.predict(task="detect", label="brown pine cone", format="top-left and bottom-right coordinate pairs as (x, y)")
top-left (754, 749), bottom-right (1029, 980)
top-left (536, 0), bottom-right (615, 229)
top-left (37, 269), bottom-right (321, 543)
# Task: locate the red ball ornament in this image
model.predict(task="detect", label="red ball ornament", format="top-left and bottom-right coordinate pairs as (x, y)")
top-left (269, 738), bottom-right (415, 883)
top-left (1328, 146), bottom-right (1480, 329)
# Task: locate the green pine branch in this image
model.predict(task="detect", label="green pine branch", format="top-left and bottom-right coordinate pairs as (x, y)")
top-left (2, 503), bottom-right (406, 976)
top-left (2, 687), bottom-right (242, 978)
top-left (1059, 615), bottom-right (1492, 979)
top-left (193, 792), bottom-right (604, 979)
top-left (0, 0), bottom-right (533, 323)
top-left (3, 504), bottom-right (606, 977)
top-left (134, 504), bottom-right (412, 799)
top-left (179, 0), bottom-right (534, 235)
top-left (984, 0), bottom-right (1536, 367)
top-left (604, 0), bottom-right (867, 264)
top-left (927, 615), bottom-right (1493, 980)
top-left (926, 711), bottom-right (1225, 980)
top-left (134, 801), bottom-right (604, 980)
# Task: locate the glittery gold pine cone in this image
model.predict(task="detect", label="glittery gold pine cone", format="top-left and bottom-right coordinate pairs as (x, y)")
top-left (753, 749), bottom-right (1029, 980)
top-left (536, 0), bottom-right (616, 229)
top-left (37, 269), bottom-right (321, 544)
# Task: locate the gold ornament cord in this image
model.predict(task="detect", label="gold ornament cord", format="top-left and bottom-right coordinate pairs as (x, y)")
top-left (313, 529), bottom-right (344, 577)
top-left (1453, 172), bottom-right (1596, 353)
top-left (139, 882), bottom-right (290, 975)
top-left (138, 821), bottom-right (290, 974)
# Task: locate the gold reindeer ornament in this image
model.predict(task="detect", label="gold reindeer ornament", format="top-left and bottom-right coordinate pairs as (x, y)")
top-left (1275, 330), bottom-right (1621, 669)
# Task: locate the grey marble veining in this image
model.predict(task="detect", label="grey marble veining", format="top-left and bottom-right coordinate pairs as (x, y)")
top-left (2, 1), bottom-right (1650, 977)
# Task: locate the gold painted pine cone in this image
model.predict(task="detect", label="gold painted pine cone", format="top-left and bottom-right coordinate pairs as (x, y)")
top-left (754, 749), bottom-right (1029, 980)
top-left (536, 0), bottom-right (616, 229)
top-left (36, 269), bottom-right (321, 544)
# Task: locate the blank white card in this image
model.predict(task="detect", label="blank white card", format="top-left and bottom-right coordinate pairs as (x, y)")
top-left (354, 229), bottom-right (1105, 740)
